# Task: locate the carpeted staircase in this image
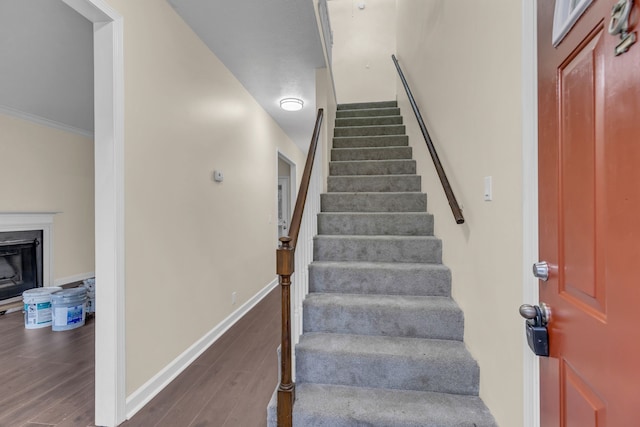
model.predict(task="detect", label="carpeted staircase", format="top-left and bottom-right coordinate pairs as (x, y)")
top-left (269, 101), bottom-right (496, 426)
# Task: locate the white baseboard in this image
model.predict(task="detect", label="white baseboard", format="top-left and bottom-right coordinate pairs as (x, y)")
top-left (125, 277), bottom-right (280, 420)
top-left (54, 272), bottom-right (95, 287)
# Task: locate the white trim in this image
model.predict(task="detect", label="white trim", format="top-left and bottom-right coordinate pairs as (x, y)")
top-left (61, 1), bottom-right (126, 426)
top-left (125, 278), bottom-right (279, 420)
top-left (522, 1), bottom-right (540, 427)
top-left (552, 0), bottom-right (594, 46)
top-left (276, 149), bottom-right (298, 229)
top-left (54, 272), bottom-right (95, 287)
top-left (0, 104), bottom-right (94, 139)
top-left (0, 212), bottom-right (56, 288)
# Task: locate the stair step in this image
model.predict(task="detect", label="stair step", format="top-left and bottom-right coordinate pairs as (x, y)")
top-left (332, 146), bottom-right (412, 161)
top-left (309, 261), bottom-right (451, 296)
top-left (336, 107), bottom-right (401, 119)
top-left (335, 124), bottom-right (405, 137)
top-left (335, 115), bottom-right (403, 127)
top-left (292, 384), bottom-right (497, 427)
top-left (327, 175), bottom-right (421, 193)
top-left (321, 192), bottom-right (427, 212)
top-left (314, 235), bottom-right (441, 263)
top-left (333, 135), bottom-right (408, 149)
top-left (330, 159), bottom-right (416, 176)
top-left (337, 101), bottom-right (397, 110)
top-left (296, 333), bottom-right (480, 395)
top-left (318, 212), bottom-right (433, 236)
top-left (303, 294), bottom-right (463, 340)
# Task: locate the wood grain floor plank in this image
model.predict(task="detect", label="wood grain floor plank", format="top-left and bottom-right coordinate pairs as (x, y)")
top-left (119, 363), bottom-right (210, 427)
top-left (29, 379), bottom-right (94, 425)
top-left (20, 423), bottom-right (54, 427)
top-left (52, 399), bottom-right (94, 427)
top-left (0, 311), bottom-right (94, 427)
top-left (187, 369), bottom-right (254, 427)
top-left (222, 346), bottom-right (277, 427)
top-left (0, 367), bottom-right (92, 426)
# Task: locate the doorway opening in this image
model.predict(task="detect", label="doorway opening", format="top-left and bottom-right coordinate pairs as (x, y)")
top-left (277, 151), bottom-right (297, 241)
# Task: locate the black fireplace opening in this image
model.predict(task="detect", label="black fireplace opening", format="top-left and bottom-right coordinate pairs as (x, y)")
top-left (0, 230), bottom-right (43, 301)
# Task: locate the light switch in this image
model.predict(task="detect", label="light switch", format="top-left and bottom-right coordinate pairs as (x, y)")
top-left (213, 170), bottom-right (224, 182)
top-left (484, 176), bottom-right (492, 201)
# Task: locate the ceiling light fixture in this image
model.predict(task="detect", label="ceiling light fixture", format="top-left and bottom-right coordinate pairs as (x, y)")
top-left (280, 97), bottom-right (304, 111)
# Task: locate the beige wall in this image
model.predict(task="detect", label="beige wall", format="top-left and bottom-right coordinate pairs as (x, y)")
top-left (103, 0), bottom-right (306, 395)
top-left (328, 0), bottom-right (396, 104)
top-left (396, 1), bottom-right (524, 426)
top-left (0, 113), bottom-right (95, 283)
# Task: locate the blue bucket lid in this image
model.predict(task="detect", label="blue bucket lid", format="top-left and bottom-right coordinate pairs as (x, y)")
top-left (51, 287), bottom-right (87, 303)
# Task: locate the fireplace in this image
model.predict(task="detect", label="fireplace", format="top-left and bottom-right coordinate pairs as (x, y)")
top-left (0, 230), bottom-right (43, 300)
top-left (0, 213), bottom-right (54, 303)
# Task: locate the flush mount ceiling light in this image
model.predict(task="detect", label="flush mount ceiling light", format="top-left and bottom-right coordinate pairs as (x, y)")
top-left (280, 97), bottom-right (304, 111)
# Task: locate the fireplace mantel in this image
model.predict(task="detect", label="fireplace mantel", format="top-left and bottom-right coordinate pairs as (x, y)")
top-left (0, 212), bottom-right (56, 287)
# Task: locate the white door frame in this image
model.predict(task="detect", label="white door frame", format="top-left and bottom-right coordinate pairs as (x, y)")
top-left (276, 149), bottom-right (297, 240)
top-left (278, 176), bottom-right (291, 237)
top-left (521, 1), bottom-right (540, 426)
top-left (61, 1), bottom-right (125, 426)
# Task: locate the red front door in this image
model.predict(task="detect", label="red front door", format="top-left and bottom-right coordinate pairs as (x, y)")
top-left (537, 0), bottom-right (640, 425)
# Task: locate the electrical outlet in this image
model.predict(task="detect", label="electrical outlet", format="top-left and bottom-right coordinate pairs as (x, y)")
top-left (232, 292), bottom-right (237, 305)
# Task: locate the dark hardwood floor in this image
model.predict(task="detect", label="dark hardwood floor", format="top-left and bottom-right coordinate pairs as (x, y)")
top-left (0, 309), bottom-right (95, 427)
top-left (0, 287), bottom-right (280, 427)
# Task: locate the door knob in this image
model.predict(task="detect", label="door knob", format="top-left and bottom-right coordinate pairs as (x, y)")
top-left (519, 302), bottom-right (551, 325)
top-left (532, 261), bottom-right (549, 281)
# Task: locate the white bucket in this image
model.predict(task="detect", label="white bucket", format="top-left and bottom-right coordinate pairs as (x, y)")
top-left (85, 290), bottom-right (95, 314)
top-left (23, 287), bottom-right (63, 329)
top-left (83, 278), bottom-right (95, 314)
top-left (51, 288), bottom-right (87, 331)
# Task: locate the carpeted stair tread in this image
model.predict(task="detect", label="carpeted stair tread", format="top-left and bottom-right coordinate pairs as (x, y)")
top-left (331, 146), bottom-right (413, 161)
top-left (337, 100), bottom-right (397, 110)
top-left (296, 332), bottom-right (479, 395)
top-left (335, 115), bottom-right (403, 127)
top-left (330, 159), bottom-right (416, 176)
top-left (321, 192), bottom-right (427, 212)
top-left (328, 174), bottom-right (421, 192)
top-left (335, 107), bottom-right (401, 119)
top-left (308, 261), bottom-right (451, 296)
top-left (317, 212), bottom-right (433, 236)
top-left (303, 293), bottom-right (463, 340)
top-left (333, 134), bottom-right (409, 148)
top-left (314, 235), bottom-right (441, 263)
top-left (293, 384), bottom-right (497, 427)
top-left (335, 124), bottom-right (406, 137)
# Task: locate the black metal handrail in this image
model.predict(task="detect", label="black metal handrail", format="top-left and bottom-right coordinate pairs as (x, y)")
top-left (392, 54), bottom-right (465, 224)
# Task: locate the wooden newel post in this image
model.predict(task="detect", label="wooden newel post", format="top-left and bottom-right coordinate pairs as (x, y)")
top-left (276, 236), bottom-right (295, 427)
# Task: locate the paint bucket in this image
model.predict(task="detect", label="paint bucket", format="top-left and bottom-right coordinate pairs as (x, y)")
top-left (51, 287), bottom-right (87, 331)
top-left (83, 278), bottom-right (95, 314)
top-left (22, 287), bottom-right (63, 329)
